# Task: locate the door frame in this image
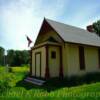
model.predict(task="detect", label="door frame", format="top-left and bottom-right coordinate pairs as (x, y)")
top-left (46, 44), bottom-right (63, 78)
top-left (35, 52), bottom-right (41, 78)
top-left (48, 46), bottom-right (60, 77)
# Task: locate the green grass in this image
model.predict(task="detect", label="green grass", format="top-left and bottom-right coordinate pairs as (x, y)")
top-left (0, 66), bottom-right (100, 100)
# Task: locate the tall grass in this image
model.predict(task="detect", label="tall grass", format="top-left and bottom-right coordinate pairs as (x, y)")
top-left (1, 83), bottom-right (100, 99)
top-left (11, 66), bottom-right (29, 73)
top-left (0, 66), bottom-right (100, 99)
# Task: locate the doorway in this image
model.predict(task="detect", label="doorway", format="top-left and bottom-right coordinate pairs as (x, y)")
top-left (35, 52), bottom-right (41, 77)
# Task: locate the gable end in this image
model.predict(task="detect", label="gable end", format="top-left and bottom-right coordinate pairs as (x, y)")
top-left (34, 18), bottom-right (64, 46)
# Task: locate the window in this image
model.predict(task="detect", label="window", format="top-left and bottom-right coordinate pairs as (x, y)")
top-left (47, 37), bottom-right (58, 42)
top-left (79, 46), bottom-right (85, 70)
top-left (98, 48), bottom-right (100, 68)
top-left (51, 51), bottom-right (56, 59)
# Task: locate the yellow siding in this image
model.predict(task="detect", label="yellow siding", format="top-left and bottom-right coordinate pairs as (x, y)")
top-left (66, 44), bottom-right (81, 76)
top-left (64, 43), bottom-right (100, 77)
top-left (36, 31), bottom-right (63, 45)
top-left (32, 47), bottom-right (46, 78)
top-left (48, 46), bottom-right (60, 77)
top-left (32, 42), bottom-right (100, 78)
top-left (84, 47), bottom-right (99, 73)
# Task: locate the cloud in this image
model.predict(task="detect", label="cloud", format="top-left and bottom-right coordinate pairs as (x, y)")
top-left (64, 0), bottom-right (100, 28)
top-left (0, 0), bottom-right (69, 50)
top-left (0, 0), bottom-right (100, 50)
top-left (0, 0), bottom-right (43, 49)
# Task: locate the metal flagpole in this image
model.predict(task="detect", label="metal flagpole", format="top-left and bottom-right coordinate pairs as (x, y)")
top-left (4, 49), bottom-right (5, 66)
top-left (4, 49), bottom-right (8, 73)
top-left (26, 35), bottom-right (33, 75)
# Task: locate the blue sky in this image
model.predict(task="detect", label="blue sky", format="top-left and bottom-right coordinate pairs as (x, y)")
top-left (0, 0), bottom-right (100, 50)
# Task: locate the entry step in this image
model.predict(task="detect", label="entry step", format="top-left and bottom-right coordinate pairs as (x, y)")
top-left (24, 77), bottom-right (46, 86)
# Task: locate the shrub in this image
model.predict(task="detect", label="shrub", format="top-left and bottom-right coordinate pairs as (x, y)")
top-left (0, 72), bottom-right (17, 93)
top-left (67, 72), bottom-right (100, 86)
top-left (45, 72), bottom-right (100, 88)
top-left (84, 72), bottom-right (100, 83)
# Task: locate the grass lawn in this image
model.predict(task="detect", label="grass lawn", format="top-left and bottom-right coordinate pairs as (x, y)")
top-left (0, 66), bottom-right (100, 100)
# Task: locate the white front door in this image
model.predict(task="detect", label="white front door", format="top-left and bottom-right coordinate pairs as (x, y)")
top-left (35, 53), bottom-right (41, 77)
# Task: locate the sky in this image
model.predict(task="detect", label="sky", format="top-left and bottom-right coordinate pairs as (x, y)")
top-left (0, 0), bottom-right (100, 50)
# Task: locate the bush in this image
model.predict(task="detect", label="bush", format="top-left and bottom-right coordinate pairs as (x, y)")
top-left (67, 72), bottom-right (100, 86)
top-left (84, 72), bottom-right (100, 83)
top-left (45, 72), bottom-right (100, 88)
top-left (0, 72), bottom-right (17, 93)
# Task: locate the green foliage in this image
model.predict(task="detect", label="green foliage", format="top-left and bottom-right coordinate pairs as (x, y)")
top-left (0, 47), bottom-right (4, 66)
top-left (0, 46), bottom-right (30, 66)
top-left (7, 50), bottom-right (30, 66)
top-left (93, 20), bottom-right (100, 36)
top-left (0, 66), bottom-right (28, 94)
top-left (7, 50), bottom-right (15, 66)
top-left (0, 72), bottom-right (16, 93)
top-left (0, 66), bottom-right (100, 99)
top-left (44, 72), bottom-right (100, 89)
top-left (11, 66), bottom-right (29, 73)
top-left (1, 82), bottom-right (100, 99)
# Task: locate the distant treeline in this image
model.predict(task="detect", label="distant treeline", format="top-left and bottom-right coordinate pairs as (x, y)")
top-left (0, 46), bottom-right (30, 66)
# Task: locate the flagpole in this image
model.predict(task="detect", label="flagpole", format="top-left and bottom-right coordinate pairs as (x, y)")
top-left (4, 49), bottom-right (5, 66)
top-left (26, 35), bottom-right (33, 75)
top-left (4, 49), bottom-right (8, 73)
top-left (29, 43), bottom-right (33, 76)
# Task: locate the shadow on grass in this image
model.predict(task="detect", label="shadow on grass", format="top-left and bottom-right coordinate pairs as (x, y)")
top-left (16, 72), bottom-right (100, 92)
top-left (16, 78), bottom-right (69, 92)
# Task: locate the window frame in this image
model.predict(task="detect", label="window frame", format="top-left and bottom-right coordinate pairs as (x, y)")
top-left (51, 51), bottom-right (56, 59)
top-left (98, 48), bottom-right (100, 69)
top-left (79, 46), bottom-right (85, 70)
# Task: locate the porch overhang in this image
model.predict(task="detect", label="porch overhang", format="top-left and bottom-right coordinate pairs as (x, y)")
top-left (31, 41), bottom-right (62, 50)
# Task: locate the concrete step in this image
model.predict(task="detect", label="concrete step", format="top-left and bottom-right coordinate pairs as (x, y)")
top-left (24, 77), bottom-right (45, 86)
top-left (27, 77), bottom-right (45, 83)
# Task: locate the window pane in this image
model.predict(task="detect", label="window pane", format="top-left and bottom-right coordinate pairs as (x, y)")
top-left (79, 46), bottom-right (85, 70)
top-left (98, 48), bottom-right (100, 68)
top-left (51, 51), bottom-right (56, 59)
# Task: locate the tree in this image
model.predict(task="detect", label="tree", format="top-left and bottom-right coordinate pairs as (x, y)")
top-left (93, 20), bottom-right (100, 36)
top-left (7, 50), bottom-right (15, 66)
top-left (0, 47), bottom-right (4, 66)
top-left (7, 50), bottom-right (30, 66)
top-left (22, 50), bottom-right (30, 65)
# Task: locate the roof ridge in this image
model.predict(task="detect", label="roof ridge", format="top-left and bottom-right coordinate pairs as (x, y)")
top-left (45, 18), bottom-right (97, 35)
top-left (44, 18), bottom-right (100, 47)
